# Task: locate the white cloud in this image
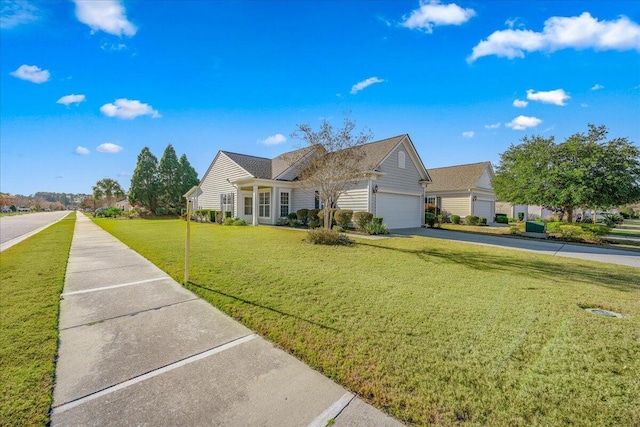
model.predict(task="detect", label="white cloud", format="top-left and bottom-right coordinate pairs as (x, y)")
top-left (462, 131), bottom-right (474, 138)
top-left (258, 133), bottom-right (287, 146)
top-left (402, 0), bottom-right (475, 33)
top-left (350, 77), bottom-right (385, 95)
top-left (526, 89), bottom-right (569, 106)
top-left (10, 64), bottom-right (50, 83)
top-left (73, 0), bottom-right (137, 36)
top-left (97, 143), bottom-right (123, 153)
top-left (100, 98), bottom-right (161, 119)
top-left (1, 0), bottom-right (39, 29)
top-left (506, 115), bottom-right (542, 130)
top-left (591, 83), bottom-right (604, 91)
top-left (469, 12), bottom-right (640, 62)
top-left (74, 146), bottom-right (90, 155)
top-left (513, 99), bottom-right (528, 108)
top-left (57, 94), bottom-right (86, 106)
top-left (485, 122), bottom-right (500, 129)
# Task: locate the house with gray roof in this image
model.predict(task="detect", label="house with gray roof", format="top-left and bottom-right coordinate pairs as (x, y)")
top-left (195, 134), bottom-right (431, 228)
top-left (425, 161), bottom-right (496, 222)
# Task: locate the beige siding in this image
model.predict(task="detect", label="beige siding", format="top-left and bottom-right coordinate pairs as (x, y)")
top-left (336, 181), bottom-right (369, 212)
top-left (199, 152), bottom-right (252, 213)
top-left (477, 169), bottom-right (493, 189)
top-left (376, 143), bottom-right (424, 195)
top-left (291, 187), bottom-right (316, 212)
top-left (439, 194), bottom-right (471, 217)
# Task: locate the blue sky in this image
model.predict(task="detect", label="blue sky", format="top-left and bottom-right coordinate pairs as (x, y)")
top-left (1, 0), bottom-right (639, 195)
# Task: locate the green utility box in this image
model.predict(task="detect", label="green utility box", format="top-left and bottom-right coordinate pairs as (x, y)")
top-left (525, 221), bottom-right (545, 233)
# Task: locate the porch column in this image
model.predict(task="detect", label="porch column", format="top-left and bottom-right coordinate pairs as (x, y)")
top-left (252, 185), bottom-right (259, 226)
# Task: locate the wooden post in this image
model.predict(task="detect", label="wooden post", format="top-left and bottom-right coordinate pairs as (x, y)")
top-left (184, 199), bottom-right (191, 284)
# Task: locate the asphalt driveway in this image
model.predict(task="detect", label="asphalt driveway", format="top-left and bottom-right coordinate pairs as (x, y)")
top-left (392, 227), bottom-right (640, 268)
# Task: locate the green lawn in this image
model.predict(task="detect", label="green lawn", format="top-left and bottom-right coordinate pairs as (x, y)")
top-left (609, 219), bottom-right (640, 237)
top-left (95, 218), bottom-right (640, 426)
top-left (0, 212), bottom-right (75, 426)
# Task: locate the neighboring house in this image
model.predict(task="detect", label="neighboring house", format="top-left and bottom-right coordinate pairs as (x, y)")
top-left (425, 161), bottom-right (496, 222)
top-left (496, 202), bottom-right (554, 220)
top-left (495, 202), bottom-right (528, 219)
top-left (115, 199), bottom-right (131, 211)
top-left (195, 134), bottom-right (431, 229)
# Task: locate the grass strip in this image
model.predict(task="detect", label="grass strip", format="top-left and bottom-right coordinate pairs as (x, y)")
top-left (0, 212), bottom-right (75, 426)
top-left (95, 218), bottom-right (640, 426)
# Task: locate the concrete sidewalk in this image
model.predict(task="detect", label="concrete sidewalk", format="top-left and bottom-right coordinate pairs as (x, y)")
top-left (51, 214), bottom-right (402, 426)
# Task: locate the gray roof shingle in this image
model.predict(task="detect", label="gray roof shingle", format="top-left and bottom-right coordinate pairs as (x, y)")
top-left (222, 151), bottom-right (272, 179)
top-left (426, 161), bottom-right (492, 192)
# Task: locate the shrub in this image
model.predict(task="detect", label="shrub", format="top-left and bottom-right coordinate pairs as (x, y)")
top-left (425, 212), bottom-right (436, 228)
top-left (332, 225), bottom-right (344, 232)
top-left (335, 210), bottom-right (354, 228)
top-left (305, 228), bottom-right (353, 245)
top-left (364, 222), bottom-right (389, 235)
top-left (465, 215), bottom-right (480, 226)
top-left (495, 213), bottom-right (508, 224)
top-left (558, 225), bottom-right (584, 241)
top-left (436, 214), bottom-right (448, 225)
top-left (155, 207), bottom-right (169, 216)
top-left (603, 213), bottom-right (623, 227)
top-left (232, 218), bottom-right (248, 226)
top-left (450, 215), bottom-right (461, 224)
top-left (296, 209), bottom-right (309, 224)
top-left (372, 217), bottom-right (383, 225)
top-left (620, 207), bottom-right (634, 219)
top-left (223, 217), bottom-right (234, 226)
top-left (308, 220), bottom-right (319, 229)
top-left (547, 221), bottom-right (611, 236)
top-left (308, 209), bottom-right (321, 223)
top-left (479, 217), bottom-right (487, 225)
top-left (510, 225), bottom-right (519, 235)
top-left (353, 212), bottom-right (374, 230)
top-left (208, 210), bottom-right (216, 222)
top-left (517, 212), bottom-right (525, 221)
top-left (287, 212), bottom-right (298, 220)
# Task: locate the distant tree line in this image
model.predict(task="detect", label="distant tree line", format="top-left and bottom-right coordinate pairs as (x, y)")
top-left (1, 192), bottom-right (91, 210)
top-left (493, 124), bottom-right (640, 222)
top-left (129, 144), bottom-right (199, 214)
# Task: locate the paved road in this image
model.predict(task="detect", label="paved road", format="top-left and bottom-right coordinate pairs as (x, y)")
top-left (392, 227), bottom-right (640, 268)
top-left (0, 211), bottom-right (71, 251)
top-left (52, 214), bottom-right (402, 426)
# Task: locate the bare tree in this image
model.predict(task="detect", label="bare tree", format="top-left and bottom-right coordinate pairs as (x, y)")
top-left (291, 117), bottom-right (372, 229)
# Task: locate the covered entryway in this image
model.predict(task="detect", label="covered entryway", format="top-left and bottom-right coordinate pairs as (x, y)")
top-left (473, 199), bottom-right (494, 222)
top-left (375, 193), bottom-right (422, 229)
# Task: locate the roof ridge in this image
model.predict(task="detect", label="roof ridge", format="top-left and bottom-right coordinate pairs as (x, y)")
top-left (221, 150), bottom-right (270, 161)
top-left (428, 161), bottom-right (491, 170)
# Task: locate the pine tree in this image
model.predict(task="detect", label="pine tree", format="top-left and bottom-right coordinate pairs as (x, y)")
top-left (158, 144), bottom-right (182, 209)
top-left (129, 147), bottom-right (160, 213)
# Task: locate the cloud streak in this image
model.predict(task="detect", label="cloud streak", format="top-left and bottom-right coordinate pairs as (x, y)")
top-left (1, 0), bottom-right (39, 29)
top-left (469, 12), bottom-right (640, 62)
top-left (100, 98), bottom-right (161, 119)
top-left (350, 77), bottom-right (384, 94)
top-left (57, 94), bottom-right (86, 106)
top-left (402, 0), bottom-right (475, 33)
top-left (97, 143), bottom-right (123, 153)
top-left (258, 133), bottom-right (287, 146)
top-left (10, 64), bottom-right (50, 83)
top-left (526, 89), bottom-right (569, 106)
top-left (75, 146), bottom-right (90, 155)
top-left (73, 0), bottom-right (137, 36)
top-left (506, 115), bottom-right (542, 130)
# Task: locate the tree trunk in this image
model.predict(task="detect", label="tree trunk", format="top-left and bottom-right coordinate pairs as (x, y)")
top-left (566, 206), bottom-right (574, 223)
top-left (324, 203), bottom-right (331, 229)
top-left (593, 208), bottom-right (597, 224)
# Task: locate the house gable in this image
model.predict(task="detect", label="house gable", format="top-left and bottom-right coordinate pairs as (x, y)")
top-left (198, 151), bottom-right (254, 210)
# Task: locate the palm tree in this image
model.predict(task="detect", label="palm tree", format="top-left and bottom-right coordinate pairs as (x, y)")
top-left (93, 178), bottom-right (125, 208)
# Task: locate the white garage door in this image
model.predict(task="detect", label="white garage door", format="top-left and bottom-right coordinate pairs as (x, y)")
top-left (473, 200), bottom-right (493, 222)
top-left (375, 193), bottom-right (422, 229)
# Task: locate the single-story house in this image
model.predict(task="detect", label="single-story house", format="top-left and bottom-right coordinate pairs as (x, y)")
top-left (425, 161), bottom-right (496, 222)
top-left (194, 134), bottom-right (432, 229)
top-left (115, 199), bottom-right (132, 211)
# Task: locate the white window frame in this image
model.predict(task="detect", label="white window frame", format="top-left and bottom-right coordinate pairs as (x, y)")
top-left (259, 191), bottom-right (270, 218)
top-left (280, 191), bottom-right (290, 218)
